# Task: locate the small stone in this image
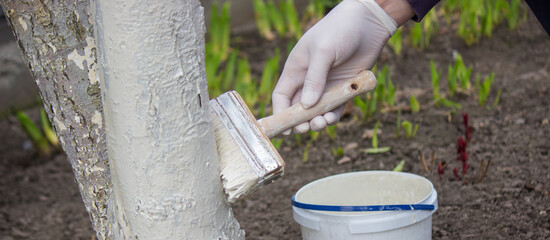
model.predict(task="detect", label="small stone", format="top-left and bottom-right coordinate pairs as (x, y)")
top-left (515, 118), bottom-right (525, 125)
top-left (343, 142), bottom-right (359, 152)
top-left (361, 129), bottom-right (382, 139)
top-left (542, 119), bottom-right (548, 125)
top-left (337, 156), bottom-right (351, 165)
top-left (540, 210), bottom-right (547, 216)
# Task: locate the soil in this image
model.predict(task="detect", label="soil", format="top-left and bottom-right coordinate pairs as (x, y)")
top-left (1, 8), bottom-right (549, 240)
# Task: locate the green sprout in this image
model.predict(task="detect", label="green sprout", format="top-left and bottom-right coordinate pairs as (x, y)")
top-left (309, 130), bottom-right (320, 142)
top-left (222, 51), bottom-right (238, 91)
top-left (253, 0), bottom-right (275, 40)
top-left (387, 28), bottom-right (403, 55)
top-left (401, 120), bottom-right (419, 138)
top-left (435, 97), bottom-right (462, 109)
top-left (295, 133), bottom-right (302, 146)
top-left (410, 95), bottom-right (420, 113)
top-left (271, 138), bottom-right (284, 150)
top-left (353, 92), bottom-right (377, 122)
top-left (302, 142), bottom-right (311, 163)
top-left (332, 147), bottom-right (344, 158)
top-left (16, 110), bottom-right (52, 156)
top-left (40, 109), bottom-right (59, 148)
top-left (492, 89), bottom-right (502, 108)
top-left (267, 0), bottom-right (286, 37)
top-left (478, 72), bottom-right (495, 107)
top-left (207, 2), bottom-right (231, 61)
top-left (363, 121), bottom-right (391, 154)
top-left (447, 64), bottom-right (458, 96)
top-left (259, 48), bottom-right (280, 106)
top-left (455, 53), bottom-right (472, 91)
top-left (410, 23), bottom-right (423, 48)
top-left (392, 160), bottom-right (405, 172)
top-left (234, 58), bottom-right (259, 110)
top-left (430, 60), bottom-right (441, 101)
top-left (281, 0), bottom-right (302, 40)
top-left (325, 124), bottom-right (337, 140)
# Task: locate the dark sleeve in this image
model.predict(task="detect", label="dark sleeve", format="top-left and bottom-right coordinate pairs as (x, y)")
top-left (407, 0), bottom-right (441, 22)
top-left (525, 0), bottom-right (550, 35)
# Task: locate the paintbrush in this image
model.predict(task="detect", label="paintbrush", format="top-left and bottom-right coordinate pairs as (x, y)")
top-left (211, 70), bottom-right (377, 203)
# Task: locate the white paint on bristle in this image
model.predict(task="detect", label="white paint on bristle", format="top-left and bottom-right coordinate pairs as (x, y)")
top-left (213, 113), bottom-right (259, 202)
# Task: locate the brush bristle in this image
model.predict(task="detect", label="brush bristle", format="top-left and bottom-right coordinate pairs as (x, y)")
top-left (213, 114), bottom-right (260, 203)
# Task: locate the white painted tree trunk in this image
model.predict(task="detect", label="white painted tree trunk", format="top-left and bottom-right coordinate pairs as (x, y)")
top-left (93, 0), bottom-right (244, 239)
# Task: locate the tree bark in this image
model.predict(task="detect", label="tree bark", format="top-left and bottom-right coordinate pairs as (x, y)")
top-left (93, 0), bottom-right (244, 238)
top-left (1, 0), bottom-right (244, 239)
top-left (1, 1), bottom-right (111, 238)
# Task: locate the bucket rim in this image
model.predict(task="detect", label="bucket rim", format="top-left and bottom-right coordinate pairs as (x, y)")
top-left (291, 194), bottom-right (435, 212)
top-left (293, 171), bottom-right (435, 217)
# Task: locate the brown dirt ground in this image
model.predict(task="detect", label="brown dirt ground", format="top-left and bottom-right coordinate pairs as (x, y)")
top-left (1, 8), bottom-right (549, 240)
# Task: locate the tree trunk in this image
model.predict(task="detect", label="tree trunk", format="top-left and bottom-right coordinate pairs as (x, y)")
top-left (1, 1), bottom-right (111, 238)
top-left (1, 0), bottom-right (244, 239)
top-left (93, 0), bottom-right (244, 238)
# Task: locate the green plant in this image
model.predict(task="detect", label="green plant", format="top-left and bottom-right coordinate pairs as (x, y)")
top-left (478, 72), bottom-right (495, 107)
top-left (410, 23), bottom-right (423, 48)
top-left (222, 51), bottom-right (238, 91)
top-left (401, 120), bottom-right (419, 138)
top-left (377, 65), bottom-right (396, 107)
top-left (253, 0), bottom-right (275, 40)
top-left (455, 53), bottom-right (473, 91)
top-left (281, 0), bottom-right (302, 40)
top-left (325, 124), bottom-right (337, 140)
top-left (302, 142), bottom-right (311, 163)
top-left (331, 147), bottom-right (344, 158)
top-left (207, 2), bottom-right (231, 61)
top-left (267, 0), bottom-right (286, 36)
top-left (234, 58), bottom-right (259, 110)
top-left (295, 133), bottom-right (303, 146)
top-left (309, 130), bottom-right (320, 142)
top-left (409, 10), bottom-right (438, 49)
top-left (447, 64), bottom-right (458, 96)
top-left (363, 121), bottom-right (391, 154)
top-left (354, 92), bottom-right (377, 122)
top-left (430, 60), bottom-right (462, 109)
top-left (393, 160), bottom-right (405, 172)
top-left (387, 28), bottom-right (402, 55)
top-left (40, 109), bottom-right (59, 148)
top-left (435, 97), bottom-right (462, 109)
top-left (410, 95), bottom-right (420, 113)
top-left (16, 110), bottom-right (52, 156)
top-left (430, 60), bottom-right (441, 100)
top-left (443, 0), bottom-right (525, 45)
top-left (271, 138), bottom-right (284, 150)
top-left (492, 89), bottom-right (502, 108)
top-left (258, 49), bottom-right (281, 112)
top-left (447, 52), bottom-right (473, 96)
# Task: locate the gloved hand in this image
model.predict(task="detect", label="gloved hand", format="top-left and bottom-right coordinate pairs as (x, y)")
top-left (272, 0), bottom-right (402, 134)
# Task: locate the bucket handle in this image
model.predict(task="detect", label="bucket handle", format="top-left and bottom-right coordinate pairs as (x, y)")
top-left (291, 195), bottom-right (435, 212)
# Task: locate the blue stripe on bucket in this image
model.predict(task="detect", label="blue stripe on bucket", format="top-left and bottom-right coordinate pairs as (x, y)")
top-left (291, 195), bottom-right (435, 212)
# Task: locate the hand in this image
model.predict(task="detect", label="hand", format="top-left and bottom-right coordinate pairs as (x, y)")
top-left (272, 0), bottom-right (411, 134)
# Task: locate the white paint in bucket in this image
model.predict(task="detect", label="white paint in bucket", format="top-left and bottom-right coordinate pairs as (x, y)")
top-left (292, 171), bottom-right (438, 240)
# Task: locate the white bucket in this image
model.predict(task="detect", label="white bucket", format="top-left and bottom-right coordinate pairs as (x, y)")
top-left (292, 171), bottom-right (438, 240)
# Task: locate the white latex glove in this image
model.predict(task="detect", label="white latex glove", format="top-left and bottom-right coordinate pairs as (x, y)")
top-left (272, 0), bottom-right (398, 134)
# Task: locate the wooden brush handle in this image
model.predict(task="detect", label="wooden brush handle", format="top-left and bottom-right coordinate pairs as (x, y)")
top-left (258, 70), bottom-right (377, 138)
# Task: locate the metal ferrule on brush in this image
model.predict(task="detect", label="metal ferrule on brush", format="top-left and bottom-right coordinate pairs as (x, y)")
top-left (211, 91), bottom-right (284, 185)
